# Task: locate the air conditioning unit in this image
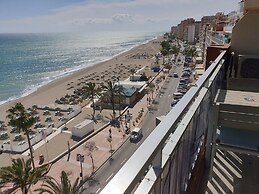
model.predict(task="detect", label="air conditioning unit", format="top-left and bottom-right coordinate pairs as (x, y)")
top-left (237, 55), bottom-right (259, 79)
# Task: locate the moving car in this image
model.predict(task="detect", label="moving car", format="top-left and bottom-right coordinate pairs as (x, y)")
top-left (130, 127), bottom-right (143, 143)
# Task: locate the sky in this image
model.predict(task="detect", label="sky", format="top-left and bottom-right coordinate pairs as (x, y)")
top-left (0, 0), bottom-right (239, 33)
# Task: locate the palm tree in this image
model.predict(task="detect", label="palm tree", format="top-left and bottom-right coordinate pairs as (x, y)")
top-left (183, 46), bottom-right (197, 59)
top-left (164, 63), bottom-right (172, 71)
top-left (155, 54), bottom-right (159, 65)
top-left (102, 81), bottom-right (120, 118)
top-left (82, 82), bottom-right (101, 119)
top-left (147, 82), bottom-right (155, 99)
top-left (129, 68), bottom-right (136, 81)
top-left (84, 141), bottom-right (98, 175)
top-left (188, 47), bottom-right (198, 59)
top-left (170, 45), bottom-right (180, 55)
top-left (0, 158), bottom-right (48, 194)
top-left (160, 48), bottom-right (169, 64)
top-left (115, 84), bottom-right (125, 118)
top-left (35, 171), bottom-right (86, 194)
top-left (7, 102), bottom-right (37, 169)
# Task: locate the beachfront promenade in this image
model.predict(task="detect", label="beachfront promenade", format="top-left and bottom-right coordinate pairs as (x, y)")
top-left (15, 66), bottom-right (169, 193)
top-left (0, 36), bottom-right (171, 194)
top-left (0, 37), bottom-right (163, 156)
top-left (54, 70), bottom-right (167, 180)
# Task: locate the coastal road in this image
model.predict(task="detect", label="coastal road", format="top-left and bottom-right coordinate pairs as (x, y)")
top-left (85, 62), bottom-right (184, 194)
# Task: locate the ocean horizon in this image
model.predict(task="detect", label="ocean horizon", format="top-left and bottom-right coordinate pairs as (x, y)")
top-left (0, 30), bottom-right (164, 105)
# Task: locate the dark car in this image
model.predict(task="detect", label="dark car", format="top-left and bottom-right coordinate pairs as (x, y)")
top-left (171, 99), bottom-right (179, 107)
top-left (173, 72), bottom-right (179, 78)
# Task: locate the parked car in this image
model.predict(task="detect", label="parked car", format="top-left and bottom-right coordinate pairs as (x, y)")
top-left (179, 79), bottom-right (186, 84)
top-left (181, 76), bottom-right (189, 81)
top-left (173, 92), bottom-right (184, 100)
top-left (185, 57), bottom-right (192, 63)
top-left (173, 72), bottom-right (179, 78)
top-left (171, 99), bottom-right (179, 107)
top-left (183, 68), bottom-right (192, 73)
top-left (178, 82), bottom-right (187, 88)
top-left (182, 73), bottom-right (190, 78)
top-left (177, 88), bottom-right (188, 94)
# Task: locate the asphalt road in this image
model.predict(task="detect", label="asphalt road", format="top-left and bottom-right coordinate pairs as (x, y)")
top-left (85, 58), bottom-right (185, 194)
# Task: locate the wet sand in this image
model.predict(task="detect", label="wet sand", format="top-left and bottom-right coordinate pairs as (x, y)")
top-left (0, 36), bottom-right (163, 120)
top-left (0, 36), bottom-right (164, 166)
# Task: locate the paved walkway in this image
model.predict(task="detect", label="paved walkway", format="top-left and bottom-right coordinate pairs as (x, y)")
top-left (5, 69), bottom-right (168, 194)
top-left (200, 150), bottom-right (259, 194)
top-left (22, 128), bottom-right (63, 157)
top-left (46, 89), bottom-right (155, 183)
top-left (43, 70), bottom-right (166, 186)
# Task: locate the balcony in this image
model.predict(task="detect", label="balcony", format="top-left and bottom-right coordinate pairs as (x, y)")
top-left (100, 9), bottom-right (259, 194)
top-left (209, 32), bottom-right (226, 45)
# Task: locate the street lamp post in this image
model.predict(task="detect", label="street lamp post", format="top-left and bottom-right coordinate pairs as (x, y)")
top-left (90, 154), bottom-right (94, 174)
top-left (117, 76), bottom-right (121, 120)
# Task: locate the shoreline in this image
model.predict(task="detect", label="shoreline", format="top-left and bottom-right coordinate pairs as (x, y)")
top-left (0, 32), bottom-right (165, 172)
top-left (0, 35), bottom-right (164, 121)
top-left (0, 34), bottom-right (162, 106)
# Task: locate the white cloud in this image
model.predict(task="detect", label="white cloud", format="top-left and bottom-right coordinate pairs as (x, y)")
top-left (0, 0), bottom-right (239, 33)
top-left (112, 14), bottom-right (134, 23)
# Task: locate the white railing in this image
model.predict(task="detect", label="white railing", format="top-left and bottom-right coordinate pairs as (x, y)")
top-left (101, 51), bottom-right (227, 194)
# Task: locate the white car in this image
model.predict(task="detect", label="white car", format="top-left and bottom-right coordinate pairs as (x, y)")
top-left (130, 127), bottom-right (143, 143)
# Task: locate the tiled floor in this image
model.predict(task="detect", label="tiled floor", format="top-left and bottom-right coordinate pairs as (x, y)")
top-left (200, 149), bottom-right (259, 194)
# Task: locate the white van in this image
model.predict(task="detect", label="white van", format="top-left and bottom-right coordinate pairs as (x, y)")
top-left (130, 127), bottom-right (142, 142)
top-left (173, 92), bottom-right (184, 100)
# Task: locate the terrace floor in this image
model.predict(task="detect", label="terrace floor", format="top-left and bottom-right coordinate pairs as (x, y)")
top-left (200, 149), bottom-right (259, 194)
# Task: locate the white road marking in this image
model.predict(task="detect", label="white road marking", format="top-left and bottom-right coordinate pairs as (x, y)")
top-left (106, 173), bottom-right (114, 182)
top-left (95, 188), bottom-right (101, 193)
top-left (121, 158), bottom-right (127, 165)
top-left (147, 128), bottom-right (150, 132)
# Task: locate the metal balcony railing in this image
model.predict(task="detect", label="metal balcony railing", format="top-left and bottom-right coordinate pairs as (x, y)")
top-left (210, 35), bottom-right (225, 45)
top-left (101, 50), bottom-right (227, 194)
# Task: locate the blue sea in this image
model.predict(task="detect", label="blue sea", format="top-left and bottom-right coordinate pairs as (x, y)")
top-left (0, 30), bottom-right (163, 105)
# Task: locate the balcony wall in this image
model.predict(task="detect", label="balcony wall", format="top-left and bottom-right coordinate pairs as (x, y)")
top-left (101, 51), bottom-right (227, 194)
top-left (244, 0), bottom-right (259, 12)
top-left (231, 12), bottom-right (259, 55)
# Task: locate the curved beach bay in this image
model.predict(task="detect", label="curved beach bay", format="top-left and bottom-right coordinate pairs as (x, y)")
top-left (0, 32), bottom-right (164, 169)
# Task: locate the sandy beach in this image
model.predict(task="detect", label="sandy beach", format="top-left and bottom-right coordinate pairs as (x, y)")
top-left (0, 35), bottom-right (164, 165)
top-left (0, 36), bottom-right (163, 117)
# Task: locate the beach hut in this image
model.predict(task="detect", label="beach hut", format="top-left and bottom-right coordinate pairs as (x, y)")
top-left (71, 119), bottom-right (94, 138)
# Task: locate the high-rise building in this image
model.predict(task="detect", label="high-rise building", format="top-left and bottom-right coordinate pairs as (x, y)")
top-left (178, 18), bottom-right (195, 40)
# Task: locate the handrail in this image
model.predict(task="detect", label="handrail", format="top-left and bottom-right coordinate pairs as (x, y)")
top-left (101, 50), bottom-right (227, 194)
